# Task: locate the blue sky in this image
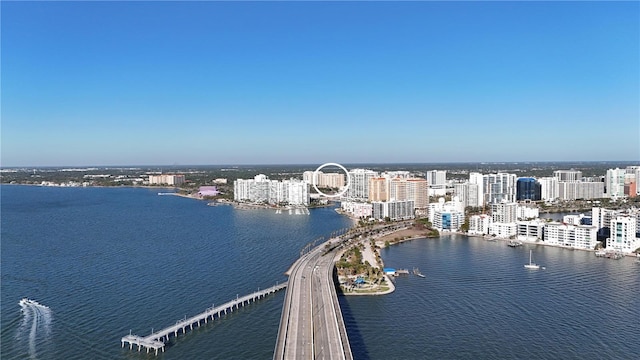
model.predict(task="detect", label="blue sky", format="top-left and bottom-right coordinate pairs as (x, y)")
top-left (2, 1), bottom-right (638, 166)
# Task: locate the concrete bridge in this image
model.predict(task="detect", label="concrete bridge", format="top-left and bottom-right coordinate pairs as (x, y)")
top-left (273, 236), bottom-right (353, 360)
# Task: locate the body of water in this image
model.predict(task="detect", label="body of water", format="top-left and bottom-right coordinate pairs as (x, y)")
top-left (2, 186), bottom-right (638, 359)
top-left (342, 236), bottom-right (639, 359)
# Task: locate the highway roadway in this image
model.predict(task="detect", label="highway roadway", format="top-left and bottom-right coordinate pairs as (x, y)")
top-left (273, 238), bottom-right (353, 360)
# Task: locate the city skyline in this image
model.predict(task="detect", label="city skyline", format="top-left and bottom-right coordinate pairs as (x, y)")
top-left (2, 1), bottom-right (638, 167)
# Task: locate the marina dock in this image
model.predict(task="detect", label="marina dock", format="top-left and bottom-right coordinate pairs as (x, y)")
top-left (121, 282), bottom-right (287, 355)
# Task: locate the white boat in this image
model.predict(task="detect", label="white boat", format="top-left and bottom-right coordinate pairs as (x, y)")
top-left (524, 250), bottom-right (540, 270)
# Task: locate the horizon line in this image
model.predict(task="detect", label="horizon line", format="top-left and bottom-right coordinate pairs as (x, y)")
top-left (2, 160), bottom-right (639, 169)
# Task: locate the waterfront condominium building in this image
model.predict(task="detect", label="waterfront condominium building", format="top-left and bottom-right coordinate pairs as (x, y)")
top-left (371, 200), bottom-right (415, 221)
top-left (345, 169), bottom-right (378, 201)
top-left (303, 171), bottom-right (345, 189)
top-left (489, 222), bottom-right (517, 238)
top-left (468, 214), bottom-right (491, 235)
top-left (544, 222), bottom-right (598, 250)
top-left (490, 202), bottom-right (518, 224)
top-left (341, 201), bottom-right (373, 218)
top-left (516, 178), bottom-right (541, 201)
top-left (368, 177), bottom-right (388, 202)
top-left (234, 174), bottom-right (309, 206)
top-left (428, 197), bottom-right (464, 231)
top-left (148, 174), bottom-right (185, 186)
top-left (606, 215), bottom-right (640, 254)
top-left (516, 220), bottom-right (546, 242)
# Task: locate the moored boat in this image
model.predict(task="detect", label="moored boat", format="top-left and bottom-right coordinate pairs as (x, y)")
top-left (524, 250), bottom-right (540, 270)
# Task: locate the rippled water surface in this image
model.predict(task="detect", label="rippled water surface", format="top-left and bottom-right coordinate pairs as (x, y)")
top-left (341, 236), bottom-right (640, 359)
top-left (1, 186), bottom-right (352, 359)
top-left (2, 186), bottom-right (638, 359)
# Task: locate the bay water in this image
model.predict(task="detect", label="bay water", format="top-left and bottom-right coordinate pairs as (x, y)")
top-left (1, 186), bottom-right (638, 359)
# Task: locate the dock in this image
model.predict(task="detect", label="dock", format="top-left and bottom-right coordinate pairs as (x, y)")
top-left (121, 282), bottom-right (287, 355)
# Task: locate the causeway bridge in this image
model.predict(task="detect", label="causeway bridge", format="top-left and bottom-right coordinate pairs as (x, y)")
top-left (273, 236), bottom-right (353, 360)
top-left (121, 282), bottom-right (287, 355)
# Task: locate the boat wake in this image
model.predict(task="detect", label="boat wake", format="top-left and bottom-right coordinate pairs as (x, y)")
top-left (17, 298), bottom-right (52, 359)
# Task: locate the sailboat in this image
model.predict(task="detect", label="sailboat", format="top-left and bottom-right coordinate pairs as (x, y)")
top-left (524, 250), bottom-right (540, 270)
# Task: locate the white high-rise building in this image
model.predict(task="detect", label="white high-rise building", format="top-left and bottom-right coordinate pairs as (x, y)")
top-left (554, 170), bottom-right (582, 182)
top-left (538, 177), bottom-right (558, 201)
top-left (426, 170), bottom-right (446, 186)
top-left (468, 214), bottom-right (491, 235)
top-left (483, 173), bottom-right (516, 204)
top-left (428, 197), bottom-right (464, 231)
top-left (234, 175), bottom-right (309, 206)
top-left (454, 182), bottom-right (482, 208)
top-left (607, 215), bottom-right (640, 254)
top-left (346, 169), bottom-right (378, 201)
top-left (469, 172), bottom-right (486, 206)
top-left (341, 201), bottom-right (373, 218)
top-left (427, 170), bottom-right (447, 196)
top-left (557, 182), bottom-right (605, 200)
top-left (606, 168), bottom-right (626, 198)
top-left (491, 202), bottom-right (518, 224)
top-left (372, 200), bottom-right (415, 221)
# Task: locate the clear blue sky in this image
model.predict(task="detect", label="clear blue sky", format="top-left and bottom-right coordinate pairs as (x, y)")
top-left (2, 1), bottom-right (638, 166)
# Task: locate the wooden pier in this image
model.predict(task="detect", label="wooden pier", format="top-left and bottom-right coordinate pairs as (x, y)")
top-left (121, 282), bottom-right (287, 355)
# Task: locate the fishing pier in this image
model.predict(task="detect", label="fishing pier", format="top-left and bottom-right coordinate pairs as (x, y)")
top-left (121, 282), bottom-right (287, 355)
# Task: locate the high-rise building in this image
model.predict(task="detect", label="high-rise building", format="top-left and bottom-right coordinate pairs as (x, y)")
top-left (406, 178), bottom-right (429, 209)
top-left (606, 215), bottom-right (639, 254)
top-left (483, 173), bottom-right (517, 204)
top-left (346, 169), bottom-right (377, 201)
top-left (368, 177), bottom-right (388, 202)
top-left (428, 197), bottom-right (464, 231)
top-left (371, 200), bottom-right (415, 221)
top-left (557, 182), bottom-right (604, 200)
top-left (516, 178), bottom-right (541, 201)
top-left (490, 202), bottom-right (518, 224)
top-left (454, 182), bottom-right (481, 208)
top-left (468, 214), bottom-right (491, 235)
top-left (148, 174), bottom-right (185, 186)
top-left (538, 177), bottom-right (558, 201)
top-left (388, 178), bottom-right (407, 201)
top-left (303, 171), bottom-right (345, 189)
top-left (426, 170), bottom-right (447, 196)
top-left (234, 174), bottom-right (309, 206)
top-left (554, 170), bottom-right (582, 182)
top-left (606, 168), bottom-right (626, 198)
